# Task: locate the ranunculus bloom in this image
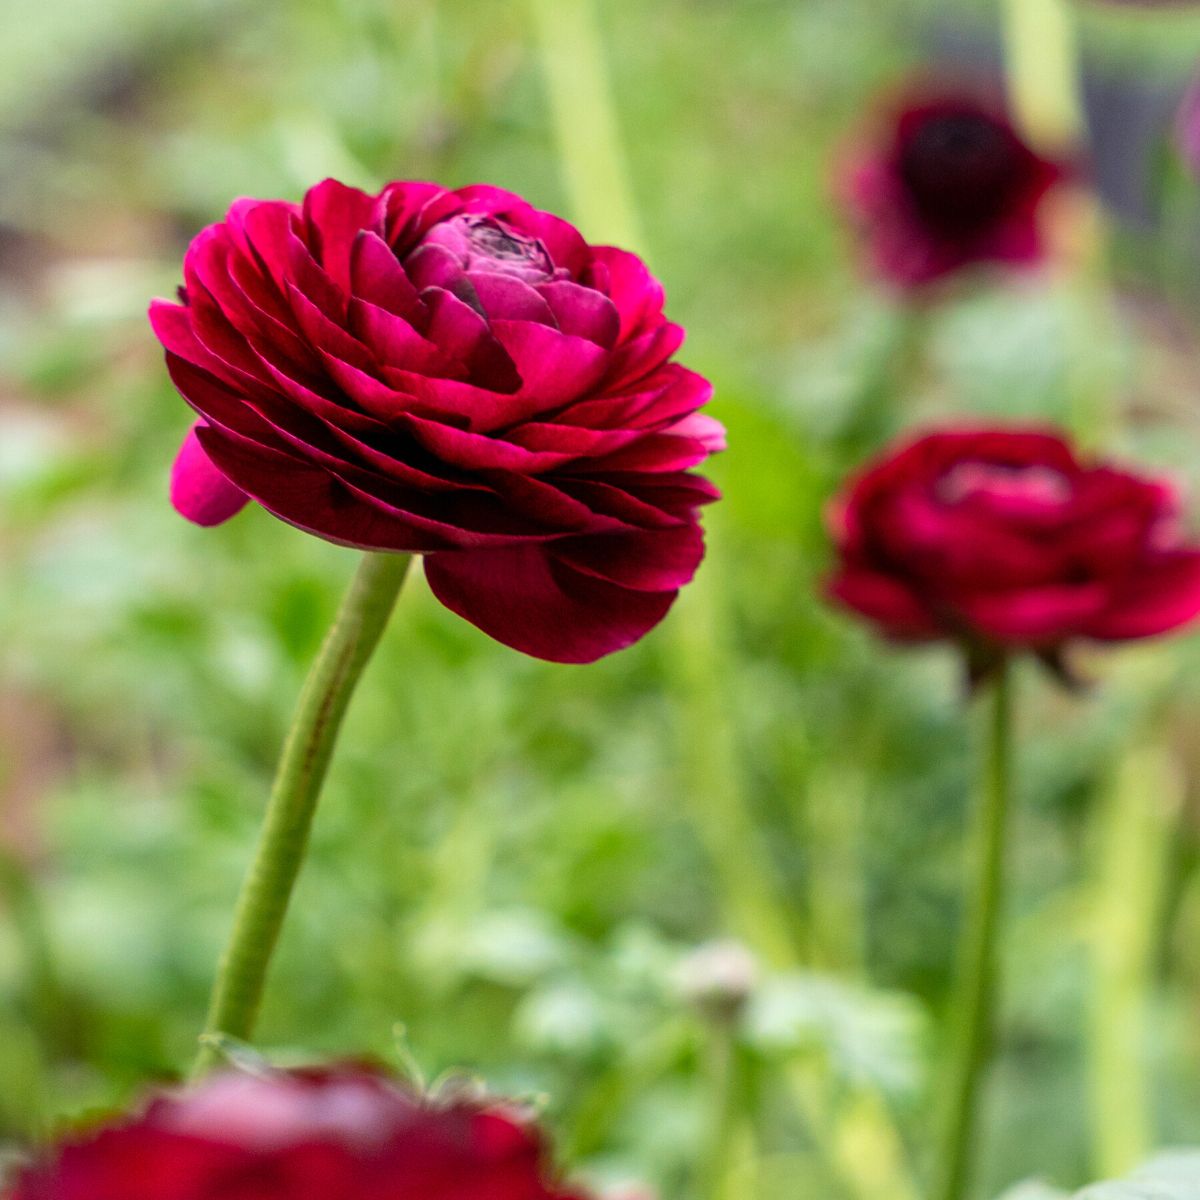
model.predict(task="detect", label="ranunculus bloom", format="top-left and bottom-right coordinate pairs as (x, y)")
top-left (826, 427), bottom-right (1200, 657)
top-left (11, 1066), bottom-right (589, 1200)
top-left (843, 92), bottom-right (1063, 290)
top-left (151, 180), bottom-right (722, 663)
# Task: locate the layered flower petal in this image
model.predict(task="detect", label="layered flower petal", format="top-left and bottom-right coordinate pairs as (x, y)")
top-left (424, 535), bottom-right (686, 663)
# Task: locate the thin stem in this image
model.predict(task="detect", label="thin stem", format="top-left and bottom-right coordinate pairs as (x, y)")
top-left (193, 551), bottom-right (412, 1076)
top-left (702, 1022), bottom-right (744, 1200)
top-left (0, 849), bottom-right (67, 1052)
top-left (1001, 0), bottom-right (1084, 155)
top-left (527, 0), bottom-right (643, 250)
top-left (936, 658), bottom-right (1015, 1200)
top-left (1086, 741), bottom-right (1176, 1176)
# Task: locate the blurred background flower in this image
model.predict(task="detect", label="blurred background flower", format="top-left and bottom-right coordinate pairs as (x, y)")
top-left (10, 1064), bottom-right (591, 1200)
top-left (841, 90), bottom-right (1064, 291)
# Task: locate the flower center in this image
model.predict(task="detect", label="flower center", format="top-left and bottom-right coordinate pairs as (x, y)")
top-left (898, 110), bottom-right (1023, 231)
top-left (421, 214), bottom-right (556, 283)
top-left (937, 461), bottom-right (1072, 508)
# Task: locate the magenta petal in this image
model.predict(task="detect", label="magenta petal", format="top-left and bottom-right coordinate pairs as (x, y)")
top-left (589, 246), bottom-right (666, 340)
top-left (466, 272), bottom-right (557, 326)
top-left (424, 542), bottom-right (678, 662)
top-left (302, 178), bottom-right (380, 291)
top-left (170, 424), bottom-right (250, 526)
top-left (490, 320), bottom-right (609, 406)
top-left (349, 231), bottom-right (424, 320)
top-left (537, 281), bottom-right (620, 347)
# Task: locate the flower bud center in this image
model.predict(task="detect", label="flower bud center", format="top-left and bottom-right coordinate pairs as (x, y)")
top-left (937, 461), bottom-right (1071, 508)
top-left (899, 111), bottom-right (1021, 229)
top-left (423, 214), bottom-right (555, 282)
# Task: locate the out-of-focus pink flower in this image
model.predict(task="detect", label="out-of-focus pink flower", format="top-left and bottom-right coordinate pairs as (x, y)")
top-left (152, 179), bottom-right (722, 663)
top-left (826, 426), bottom-right (1200, 660)
top-left (842, 91), bottom-right (1064, 291)
top-left (1176, 70), bottom-right (1200, 177)
top-left (11, 1066), bottom-right (590, 1200)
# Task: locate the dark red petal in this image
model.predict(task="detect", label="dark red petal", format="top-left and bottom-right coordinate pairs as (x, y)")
top-left (424, 542), bottom-right (678, 662)
top-left (195, 423), bottom-right (474, 552)
top-left (399, 412), bottom-right (577, 473)
top-left (553, 522), bottom-right (705, 591)
top-left (955, 582), bottom-right (1110, 644)
top-left (348, 296), bottom-right (449, 373)
top-left (302, 178), bottom-right (381, 291)
top-left (1085, 552), bottom-right (1200, 640)
top-left (827, 566), bottom-right (941, 640)
top-left (349, 230), bottom-right (425, 320)
top-left (230, 199), bottom-right (304, 289)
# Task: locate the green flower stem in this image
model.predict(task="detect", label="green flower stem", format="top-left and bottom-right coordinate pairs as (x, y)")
top-left (1087, 740), bottom-right (1176, 1177)
top-left (703, 1021), bottom-right (746, 1200)
top-left (1001, 0), bottom-right (1084, 154)
top-left (527, 0), bottom-right (643, 251)
top-left (936, 658), bottom-right (1015, 1200)
top-left (193, 550), bottom-right (412, 1076)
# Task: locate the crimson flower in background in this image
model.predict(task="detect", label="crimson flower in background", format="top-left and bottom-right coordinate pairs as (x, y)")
top-left (826, 427), bottom-right (1200, 669)
top-left (151, 180), bottom-right (722, 663)
top-left (843, 91), bottom-right (1064, 291)
top-left (11, 1066), bottom-right (589, 1200)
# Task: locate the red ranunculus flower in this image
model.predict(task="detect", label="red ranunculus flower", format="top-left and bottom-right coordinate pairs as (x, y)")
top-left (826, 427), bottom-right (1200, 657)
top-left (151, 180), bottom-right (723, 663)
top-left (843, 91), bottom-right (1063, 291)
top-left (11, 1066), bottom-right (589, 1200)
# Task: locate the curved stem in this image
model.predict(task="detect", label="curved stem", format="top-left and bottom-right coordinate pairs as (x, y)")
top-left (193, 551), bottom-right (412, 1076)
top-left (936, 658), bottom-right (1015, 1200)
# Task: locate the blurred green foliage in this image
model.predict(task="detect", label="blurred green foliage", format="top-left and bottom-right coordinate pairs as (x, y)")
top-left (5, 1), bottom-right (1200, 1197)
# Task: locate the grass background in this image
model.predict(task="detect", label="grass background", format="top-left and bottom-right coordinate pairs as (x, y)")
top-left (5, 1), bottom-right (1200, 1196)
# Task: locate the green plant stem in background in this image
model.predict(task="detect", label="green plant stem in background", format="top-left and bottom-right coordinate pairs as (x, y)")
top-left (528, 0), bottom-right (799, 971)
top-left (1002, 0), bottom-right (1123, 447)
top-left (193, 551), bottom-right (411, 1076)
top-left (0, 848), bottom-right (67, 1052)
top-left (1001, 0), bottom-right (1084, 153)
top-left (937, 658), bottom-right (1015, 1200)
top-left (0, 849), bottom-right (57, 1137)
top-left (1086, 740), bottom-right (1177, 1178)
top-left (703, 1021), bottom-right (748, 1200)
top-left (838, 305), bottom-right (928, 457)
top-left (526, 0), bottom-right (643, 251)
top-left (530, 7), bottom-right (918, 1198)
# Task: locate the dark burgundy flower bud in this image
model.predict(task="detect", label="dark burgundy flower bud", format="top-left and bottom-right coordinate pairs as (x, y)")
top-left (842, 92), bottom-right (1064, 290)
top-left (150, 180), bottom-right (723, 663)
top-left (826, 427), bottom-right (1200, 655)
top-left (11, 1066), bottom-right (590, 1200)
